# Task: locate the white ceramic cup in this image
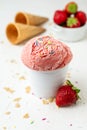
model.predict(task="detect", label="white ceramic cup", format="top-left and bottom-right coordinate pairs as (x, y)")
top-left (28, 65), bottom-right (69, 98)
top-left (50, 23), bottom-right (87, 42)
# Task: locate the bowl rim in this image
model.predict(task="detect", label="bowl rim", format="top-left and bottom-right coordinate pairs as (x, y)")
top-left (53, 22), bottom-right (87, 31)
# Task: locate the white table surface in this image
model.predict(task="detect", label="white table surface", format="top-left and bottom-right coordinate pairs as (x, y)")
top-left (0, 0), bottom-right (87, 130)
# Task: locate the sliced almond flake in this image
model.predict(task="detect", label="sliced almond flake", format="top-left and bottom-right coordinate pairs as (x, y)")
top-left (19, 76), bottom-right (26, 80)
top-left (3, 126), bottom-right (7, 130)
top-left (42, 97), bottom-right (55, 104)
top-left (15, 103), bottom-right (21, 108)
top-left (48, 97), bottom-right (55, 103)
top-left (5, 111), bottom-right (11, 115)
top-left (13, 97), bottom-right (22, 102)
top-left (23, 113), bottom-right (29, 119)
top-left (25, 86), bottom-right (31, 93)
top-left (4, 87), bottom-right (15, 93)
top-left (42, 99), bottom-right (49, 104)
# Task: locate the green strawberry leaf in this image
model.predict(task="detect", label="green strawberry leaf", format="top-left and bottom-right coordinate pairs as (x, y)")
top-left (68, 3), bottom-right (77, 14)
top-left (66, 80), bottom-right (81, 100)
top-left (72, 86), bottom-right (80, 93)
top-left (66, 80), bottom-right (80, 93)
top-left (66, 80), bottom-right (72, 86)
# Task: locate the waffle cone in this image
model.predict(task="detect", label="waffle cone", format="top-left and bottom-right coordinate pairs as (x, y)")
top-left (15, 12), bottom-right (48, 26)
top-left (6, 23), bottom-right (46, 45)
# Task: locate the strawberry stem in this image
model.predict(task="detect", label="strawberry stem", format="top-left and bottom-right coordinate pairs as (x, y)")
top-left (66, 80), bottom-right (80, 93)
top-left (68, 3), bottom-right (77, 14)
top-left (67, 17), bottom-right (78, 27)
top-left (72, 86), bottom-right (80, 93)
top-left (66, 80), bottom-right (72, 86)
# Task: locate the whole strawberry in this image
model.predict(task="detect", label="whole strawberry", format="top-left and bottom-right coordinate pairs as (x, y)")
top-left (65, 1), bottom-right (78, 14)
top-left (53, 10), bottom-right (67, 25)
top-left (67, 17), bottom-right (81, 28)
top-left (56, 80), bottom-right (80, 107)
top-left (75, 11), bottom-right (87, 26)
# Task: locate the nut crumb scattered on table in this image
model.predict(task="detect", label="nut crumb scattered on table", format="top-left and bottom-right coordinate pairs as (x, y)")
top-left (23, 113), bottom-right (29, 119)
top-left (25, 86), bottom-right (31, 93)
top-left (15, 103), bottom-right (21, 108)
top-left (5, 111), bottom-right (11, 115)
top-left (3, 126), bottom-right (7, 130)
top-left (4, 87), bottom-right (15, 93)
top-left (13, 97), bottom-right (22, 102)
top-left (42, 97), bottom-right (55, 104)
top-left (19, 76), bottom-right (26, 80)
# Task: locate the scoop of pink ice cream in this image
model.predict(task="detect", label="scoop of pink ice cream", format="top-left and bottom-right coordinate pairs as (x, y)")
top-left (21, 36), bottom-right (73, 71)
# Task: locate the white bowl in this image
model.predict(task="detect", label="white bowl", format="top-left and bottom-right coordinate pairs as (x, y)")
top-left (51, 23), bottom-right (87, 42)
top-left (28, 65), bottom-right (69, 98)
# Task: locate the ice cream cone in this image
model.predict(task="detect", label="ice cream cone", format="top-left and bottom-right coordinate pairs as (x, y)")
top-left (15, 12), bottom-right (48, 26)
top-left (6, 23), bottom-right (46, 45)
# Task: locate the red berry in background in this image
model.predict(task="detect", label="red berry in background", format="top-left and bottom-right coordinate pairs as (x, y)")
top-left (65, 1), bottom-right (78, 14)
top-left (67, 17), bottom-right (81, 28)
top-left (53, 10), bottom-right (67, 25)
top-left (75, 11), bottom-right (87, 26)
top-left (56, 80), bottom-right (80, 107)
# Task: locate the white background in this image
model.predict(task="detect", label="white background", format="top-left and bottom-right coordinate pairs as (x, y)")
top-left (0, 0), bottom-right (87, 130)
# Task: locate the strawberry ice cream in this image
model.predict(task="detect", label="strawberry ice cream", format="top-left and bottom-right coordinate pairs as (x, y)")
top-left (21, 36), bottom-right (73, 98)
top-left (21, 36), bottom-right (73, 71)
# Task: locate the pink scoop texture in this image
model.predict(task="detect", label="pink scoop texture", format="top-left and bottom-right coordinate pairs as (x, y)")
top-left (21, 36), bottom-right (73, 71)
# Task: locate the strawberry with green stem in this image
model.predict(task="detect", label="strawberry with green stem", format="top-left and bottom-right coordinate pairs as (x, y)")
top-left (56, 80), bottom-right (80, 107)
top-left (65, 1), bottom-right (78, 14)
top-left (67, 17), bottom-right (81, 28)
